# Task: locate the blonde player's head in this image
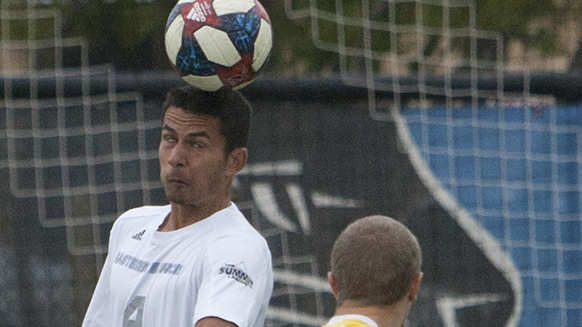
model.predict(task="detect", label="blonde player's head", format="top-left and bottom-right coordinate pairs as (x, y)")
top-left (329, 215), bottom-right (422, 307)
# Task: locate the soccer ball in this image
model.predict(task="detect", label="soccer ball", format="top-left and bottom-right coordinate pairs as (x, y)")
top-left (165, 0), bottom-right (273, 91)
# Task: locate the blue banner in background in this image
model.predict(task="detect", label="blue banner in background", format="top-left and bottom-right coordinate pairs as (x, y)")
top-left (401, 105), bottom-right (582, 327)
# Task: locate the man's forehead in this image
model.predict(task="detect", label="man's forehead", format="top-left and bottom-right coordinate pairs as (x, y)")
top-left (162, 106), bottom-right (221, 130)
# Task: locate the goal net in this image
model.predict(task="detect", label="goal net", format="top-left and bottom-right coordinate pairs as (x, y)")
top-left (0, 3), bottom-right (335, 326)
top-left (1, 1), bottom-right (580, 327)
top-left (283, 0), bottom-right (581, 327)
top-left (0, 4), bottom-right (164, 325)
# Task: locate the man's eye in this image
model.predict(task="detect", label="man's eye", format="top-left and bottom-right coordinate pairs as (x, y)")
top-left (163, 135), bottom-right (177, 142)
top-left (188, 140), bottom-right (204, 148)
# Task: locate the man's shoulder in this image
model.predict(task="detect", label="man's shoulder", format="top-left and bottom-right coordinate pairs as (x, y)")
top-left (325, 320), bottom-right (372, 327)
top-left (222, 214), bottom-right (267, 243)
top-left (203, 206), bottom-right (271, 258)
top-left (210, 204), bottom-right (265, 240)
top-left (114, 205), bottom-right (170, 226)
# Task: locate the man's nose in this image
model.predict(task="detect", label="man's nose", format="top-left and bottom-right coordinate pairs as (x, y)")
top-left (168, 144), bottom-right (187, 167)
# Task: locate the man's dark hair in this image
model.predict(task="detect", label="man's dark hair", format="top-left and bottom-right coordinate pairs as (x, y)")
top-left (162, 85), bottom-right (252, 154)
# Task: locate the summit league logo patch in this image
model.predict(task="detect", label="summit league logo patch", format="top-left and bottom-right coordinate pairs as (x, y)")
top-left (219, 262), bottom-right (253, 288)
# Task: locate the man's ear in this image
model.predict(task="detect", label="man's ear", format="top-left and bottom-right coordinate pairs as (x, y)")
top-left (226, 148), bottom-right (248, 177)
top-left (327, 271), bottom-right (339, 299)
top-left (408, 272), bottom-right (423, 302)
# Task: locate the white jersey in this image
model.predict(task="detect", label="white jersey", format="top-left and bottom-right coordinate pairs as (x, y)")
top-left (82, 203), bottom-right (273, 327)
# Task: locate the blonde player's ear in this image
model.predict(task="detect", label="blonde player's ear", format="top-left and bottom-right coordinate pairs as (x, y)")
top-left (327, 271), bottom-right (339, 299)
top-left (226, 147), bottom-right (248, 177)
top-left (408, 272), bottom-right (423, 302)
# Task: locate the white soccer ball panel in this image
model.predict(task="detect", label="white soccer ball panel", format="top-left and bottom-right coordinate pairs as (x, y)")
top-left (183, 74), bottom-right (224, 91)
top-left (165, 14), bottom-right (185, 66)
top-left (252, 19), bottom-right (272, 71)
top-left (194, 26), bottom-right (241, 67)
top-left (212, 0), bottom-right (255, 16)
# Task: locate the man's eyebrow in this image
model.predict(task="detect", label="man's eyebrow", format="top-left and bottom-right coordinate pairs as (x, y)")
top-left (186, 131), bottom-right (209, 139)
top-left (162, 124), bottom-right (175, 133)
top-left (161, 125), bottom-right (209, 138)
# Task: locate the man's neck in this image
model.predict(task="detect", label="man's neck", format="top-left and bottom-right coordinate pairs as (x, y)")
top-left (158, 199), bottom-right (231, 231)
top-left (334, 301), bottom-right (410, 327)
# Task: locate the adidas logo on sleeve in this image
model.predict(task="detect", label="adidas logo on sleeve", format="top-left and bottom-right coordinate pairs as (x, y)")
top-left (131, 230), bottom-right (146, 241)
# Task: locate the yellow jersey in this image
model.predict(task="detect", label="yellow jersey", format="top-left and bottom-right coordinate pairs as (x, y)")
top-left (323, 315), bottom-right (379, 327)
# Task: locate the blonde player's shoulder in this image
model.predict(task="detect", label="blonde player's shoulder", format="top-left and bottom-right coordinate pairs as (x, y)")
top-left (323, 315), bottom-right (378, 327)
top-left (324, 320), bottom-right (372, 327)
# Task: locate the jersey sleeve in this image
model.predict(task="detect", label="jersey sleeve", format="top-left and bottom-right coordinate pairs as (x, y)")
top-left (193, 235), bottom-right (273, 327)
top-left (81, 219), bottom-right (124, 327)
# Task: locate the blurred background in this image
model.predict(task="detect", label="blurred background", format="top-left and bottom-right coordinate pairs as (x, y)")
top-left (1, 0), bottom-right (582, 327)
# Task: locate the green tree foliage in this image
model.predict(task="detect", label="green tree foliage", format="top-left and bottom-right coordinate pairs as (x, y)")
top-left (260, 1), bottom-right (340, 74)
top-left (59, 0), bottom-right (176, 70)
top-left (476, 0), bottom-right (562, 58)
top-left (18, 0), bottom-right (579, 73)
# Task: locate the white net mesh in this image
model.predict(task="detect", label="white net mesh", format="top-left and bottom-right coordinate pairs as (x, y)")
top-left (394, 105), bottom-right (582, 325)
top-left (0, 5), bottom-right (160, 273)
top-left (236, 161), bottom-right (334, 327)
top-left (0, 5), bottom-right (333, 327)
top-left (283, 0), bottom-right (580, 326)
top-left (283, 0), bottom-right (532, 113)
top-left (2, 1), bottom-right (580, 327)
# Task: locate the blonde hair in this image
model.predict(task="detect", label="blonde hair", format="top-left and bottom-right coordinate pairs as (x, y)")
top-left (330, 215), bottom-right (421, 306)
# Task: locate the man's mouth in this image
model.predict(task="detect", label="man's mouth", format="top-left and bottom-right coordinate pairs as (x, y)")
top-left (167, 177), bottom-right (188, 185)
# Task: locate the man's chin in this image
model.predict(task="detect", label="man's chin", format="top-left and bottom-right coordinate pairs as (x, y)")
top-left (165, 191), bottom-right (190, 206)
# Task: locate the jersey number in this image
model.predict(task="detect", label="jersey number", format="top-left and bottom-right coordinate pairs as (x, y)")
top-left (123, 296), bottom-right (145, 327)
